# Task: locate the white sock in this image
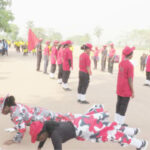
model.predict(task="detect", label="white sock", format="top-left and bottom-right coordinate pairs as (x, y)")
top-left (114, 113), bottom-right (120, 123)
top-left (130, 138), bottom-right (142, 148)
top-left (77, 93), bottom-right (81, 100)
top-left (80, 94), bottom-right (86, 102)
top-left (119, 115), bottom-right (125, 125)
top-left (124, 127), bottom-right (135, 136)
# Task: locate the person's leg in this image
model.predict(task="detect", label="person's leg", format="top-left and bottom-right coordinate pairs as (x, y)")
top-left (36, 52), bottom-right (40, 71)
top-left (80, 73), bottom-right (90, 104)
top-left (43, 55), bottom-right (47, 73)
top-left (50, 64), bottom-right (55, 78)
top-left (62, 71), bottom-right (71, 90)
top-left (108, 58), bottom-right (111, 72)
top-left (77, 71), bottom-right (84, 101)
top-left (115, 96), bottom-right (130, 125)
top-left (58, 64), bottom-right (63, 84)
top-left (39, 53), bottom-right (42, 71)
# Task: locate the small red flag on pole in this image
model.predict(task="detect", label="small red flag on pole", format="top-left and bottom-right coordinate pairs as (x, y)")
top-left (28, 29), bottom-right (39, 51)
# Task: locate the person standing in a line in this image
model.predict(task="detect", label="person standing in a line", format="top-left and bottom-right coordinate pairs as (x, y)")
top-left (92, 47), bottom-right (100, 69)
top-left (62, 40), bottom-right (73, 91)
top-left (57, 42), bottom-right (64, 84)
top-left (43, 41), bottom-right (50, 74)
top-left (77, 43), bottom-right (92, 104)
top-left (140, 53), bottom-right (147, 71)
top-left (108, 43), bottom-right (116, 73)
top-left (101, 45), bottom-right (107, 71)
top-left (36, 39), bottom-right (43, 71)
top-left (144, 52), bottom-right (150, 86)
top-left (115, 46), bottom-right (135, 125)
top-left (49, 41), bottom-right (59, 79)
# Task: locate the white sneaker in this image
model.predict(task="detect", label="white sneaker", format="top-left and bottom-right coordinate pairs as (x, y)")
top-left (137, 140), bottom-right (148, 150)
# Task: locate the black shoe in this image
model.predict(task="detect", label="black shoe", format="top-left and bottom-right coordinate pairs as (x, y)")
top-left (136, 140), bottom-right (148, 150)
top-left (77, 99), bottom-right (82, 103)
top-left (80, 100), bottom-right (89, 104)
top-left (122, 123), bottom-right (128, 127)
top-left (64, 88), bottom-right (72, 91)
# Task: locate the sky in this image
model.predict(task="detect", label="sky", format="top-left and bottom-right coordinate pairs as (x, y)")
top-left (11, 0), bottom-right (150, 43)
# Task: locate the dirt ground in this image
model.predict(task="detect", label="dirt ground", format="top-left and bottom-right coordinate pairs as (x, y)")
top-left (0, 47), bottom-right (149, 150)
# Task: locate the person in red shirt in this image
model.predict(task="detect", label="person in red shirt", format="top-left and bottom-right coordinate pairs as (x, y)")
top-left (62, 40), bottom-right (73, 91)
top-left (101, 45), bottom-right (108, 71)
top-left (108, 43), bottom-right (116, 73)
top-left (92, 47), bottom-right (100, 69)
top-left (144, 53), bottom-right (150, 86)
top-left (49, 40), bottom-right (59, 79)
top-left (77, 43), bottom-right (92, 104)
top-left (57, 42), bottom-right (64, 84)
top-left (43, 41), bottom-right (50, 74)
top-left (115, 46), bottom-right (135, 125)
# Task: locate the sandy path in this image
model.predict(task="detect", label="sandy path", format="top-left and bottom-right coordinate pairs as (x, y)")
top-left (0, 47), bottom-right (149, 150)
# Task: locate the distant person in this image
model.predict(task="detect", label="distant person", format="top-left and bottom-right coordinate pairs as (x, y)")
top-left (92, 47), bottom-right (100, 69)
top-left (140, 53), bottom-right (147, 71)
top-left (144, 52), bottom-right (150, 86)
top-left (115, 46), bottom-right (135, 125)
top-left (57, 42), bottom-right (64, 84)
top-left (62, 40), bottom-right (73, 91)
top-left (108, 43), bottom-right (116, 73)
top-left (77, 43), bottom-right (92, 104)
top-left (101, 45), bottom-right (108, 71)
top-left (36, 39), bottom-right (43, 71)
top-left (43, 41), bottom-right (50, 74)
top-left (0, 40), bottom-right (3, 55)
top-left (49, 41), bottom-right (59, 79)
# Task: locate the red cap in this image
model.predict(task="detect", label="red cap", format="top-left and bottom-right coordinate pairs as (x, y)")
top-left (123, 46), bottom-right (135, 56)
top-left (46, 41), bottom-right (50, 45)
top-left (65, 40), bottom-right (72, 45)
top-left (54, 40), bottom-right (59, 44)
top-left (39, 38), bottom-right (43, 42)
top-left (110, 43), bottom-right (114, 46)
top-left (30, 121), bottom-right (44, 143)
top-left (86, 43), bottom-right (93, 50)
top-left (103, 45), bottom-right (107, 47)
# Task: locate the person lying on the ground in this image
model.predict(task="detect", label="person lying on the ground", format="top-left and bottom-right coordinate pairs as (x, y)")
top-left (30, 119), bottom-right (148, 150)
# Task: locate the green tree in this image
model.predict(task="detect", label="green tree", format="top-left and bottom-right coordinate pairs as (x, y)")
top-left (7, 24), bottom-right (19, 40)
top-left (0, 0), bottom-right (14, 32)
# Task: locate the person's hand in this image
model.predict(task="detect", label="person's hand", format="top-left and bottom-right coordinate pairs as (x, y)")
top-left (5, 128), bottom-right (15, 133)
top-left (131, 92), bottom-right (134, 98)
top-left (3, 140), bottom-right (16, 145)
top-left (70, 67), bottom-right (73, 71)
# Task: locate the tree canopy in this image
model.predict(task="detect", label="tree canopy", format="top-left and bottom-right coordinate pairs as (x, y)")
top-left (0, 0), bottom-right (14, 32)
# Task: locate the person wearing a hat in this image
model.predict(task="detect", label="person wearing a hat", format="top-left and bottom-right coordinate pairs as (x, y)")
top-left (57, 42), bottom-right (64, 84)
top-left (108, 43), bottom-right (116, 73)
top-left (0, 95), bottom-right (73, 145)
top-left (144, 51), bottom-right (150, 86)
top-left (62, 40), bottom-right (73, 91)
top-left (49, 40), bottom-right (59, 79)
top-left (43, 41), bottom-right (50, 74)
top-left (77, 43), bottom-right (92, 104)
top-left (115, 46), bottom-right (135, 125)
top-left (92, 46), bottom-right (100, 70)
top-left (30, 105), bottom-right (148, 150)
top-left (101, 45), bottom-right (108, 71)
top-left (36, 38), bottom-right (43, 71)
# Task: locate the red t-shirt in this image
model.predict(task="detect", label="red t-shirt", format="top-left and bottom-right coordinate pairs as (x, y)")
top-left (57, 48), bottom-right (63, 65)
top-left (117, 60), bottom-right (134, 97)
top-left (109, 48), bottom-right (116, 58)
top-left (146, 55), bottom-right (150, 72)
top-left (79, 52), bottom-right (91, 73)
top-left (51, 46), bottom-right (58, 64)
top-left (62, 48), bottom-right (73, 71)
top-left (43, 46), bottom-right (50, 56)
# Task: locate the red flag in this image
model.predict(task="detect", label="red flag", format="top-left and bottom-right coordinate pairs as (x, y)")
top-left (28, 29), bottom-right (39, 51)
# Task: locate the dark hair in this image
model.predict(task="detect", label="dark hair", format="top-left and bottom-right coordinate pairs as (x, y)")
top-left (81, 44), bottom-right (89, 50)
top-left (4, 96), bottom-right (16, 107)
top-left (126, 52), bottom-right (133, 58)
